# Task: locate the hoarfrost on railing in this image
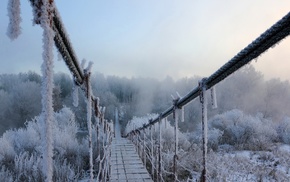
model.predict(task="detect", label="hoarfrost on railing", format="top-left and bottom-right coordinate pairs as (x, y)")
top-left (7, 0), bottom-right (22, 40)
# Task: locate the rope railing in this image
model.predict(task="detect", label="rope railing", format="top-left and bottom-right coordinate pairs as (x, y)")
top-left (25, 1), bottom-right (113, 181)
top-left (129, 120), bottom-right (187, 182)
top-left (125, 11), bottom-right (290, 135)
top-left (7, 1), bottom-right (290, 181)
top-left (126, 11), bottom-right (290, 182)
top-left (94, 117), bottom-right (113, 181)
top-left (29, 0), bottom-right (84, 84)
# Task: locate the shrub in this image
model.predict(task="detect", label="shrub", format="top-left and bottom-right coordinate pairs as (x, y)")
top-left (277, 117), bottom-right (290, 144)
top-left (209, 109), bottom-right (278, 150)
top-left (0, 107), bottom-right (90, 181)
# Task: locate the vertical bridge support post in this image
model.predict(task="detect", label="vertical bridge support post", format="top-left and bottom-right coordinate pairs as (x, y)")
top-left (31, 1), bottom-right (55, 181)
top-left (138, 130), bottom-right (141, 157)
top-left (150, 124), bottom-right (154, 180)
top-left (173, 98), bottom-right (179, 182)
top-left (199, 78), bottom-right (208, 182)
top-left (158, 116), bottom-right (162, 182)
top-left (143, 128), bottom-right (147, 168)
top-left (84, 71), bottom-right (94, 182)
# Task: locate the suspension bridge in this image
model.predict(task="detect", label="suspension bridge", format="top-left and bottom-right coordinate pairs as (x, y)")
top-left (5, 1), bottom-right (290, 181)
top-left (110, 115), bottom-right (153, 182)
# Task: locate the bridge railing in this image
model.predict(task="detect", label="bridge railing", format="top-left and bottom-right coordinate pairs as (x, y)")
top-left (126, 11), bottom-right (290, 182)
top-left (93, 116), bottom-right (113, 181)
top-left (7, 1), bottom-right (290, 181)
top-left (7, 1), bottom-right (115, 181)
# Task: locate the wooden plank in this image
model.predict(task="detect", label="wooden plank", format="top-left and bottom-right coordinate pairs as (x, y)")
top-left (110, 138), bottom-right (153, 182)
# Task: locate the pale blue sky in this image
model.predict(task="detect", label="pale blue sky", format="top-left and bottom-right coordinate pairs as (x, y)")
top-left (1, 0), bottom-right (290, 80)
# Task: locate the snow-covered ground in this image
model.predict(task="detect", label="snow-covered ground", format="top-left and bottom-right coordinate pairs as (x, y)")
top-left (202, 144), bottom-right (290, 181)
top-left (126, 110), bottom-right (290, 182)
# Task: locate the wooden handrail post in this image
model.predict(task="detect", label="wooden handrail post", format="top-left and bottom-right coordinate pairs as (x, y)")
top-left (173, 99), bottom-right (179, 182)
top-left (199, 78), bottom-right (208, 182)
top-left (150, 125), bottom-right (154, 180)
top-left (143, 130), bottom-right (146, 166)
top-left (158, 118), bottom-right (162, 182)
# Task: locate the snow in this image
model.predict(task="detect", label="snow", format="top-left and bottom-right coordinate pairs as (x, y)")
top-left (81, 59), bottom-right (86, 70)
top-left (7, 0), bottom-right (21, 40)
top-left (28, 1), bottom-right (56, 181)
top-left (234, 150), bottom-right (251, 158)
top-left (279, 144), bottom-right (290, 152)
top-left (115, 108), bottom-right (121, 139)
top-left (181, 106), bottom-right (185, 122)
top-left (5, 1), bottom-right (289, 181)
top-left (174, 107), bottom-right (179, 154)
top-left (124, 109), bottom-right (290, 181)
top-left (72, 83), bottom-right (79, 107)
top-left (200, 79), bottom-right (208, 181)
top-left (125, 114), bottom-right (157, 135)
top-left (40, 24), bottom-right (54, 182)
top-left (86, 75), bottom-right (93, 182)
top-left (86, 61), bottom-right (93, 73)
top-left (210, 148), bottom-right (290, 181)
top-left (210, 86), bottom-right (217, 109)
top-left (164, 117), bottom-right (167, 129)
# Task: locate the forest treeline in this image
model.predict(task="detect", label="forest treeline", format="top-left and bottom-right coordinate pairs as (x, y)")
top-left (1, 65), bottom-right (290, 135)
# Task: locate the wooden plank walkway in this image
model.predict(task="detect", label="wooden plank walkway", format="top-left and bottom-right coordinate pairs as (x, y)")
top-left (110, 138), bottom-right (153, 182)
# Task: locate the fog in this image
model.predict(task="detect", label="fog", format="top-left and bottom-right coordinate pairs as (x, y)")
top-left (1, 65), bottom-right (290, 134)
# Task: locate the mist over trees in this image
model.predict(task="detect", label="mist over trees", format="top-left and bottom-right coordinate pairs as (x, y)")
top-left (123, 66), bottom-right (290, 180)
top-left (1, 65), bottom-right (290, 180)
top-left (125, 109), bottom-right (290, 181)
top-left (1, 65), bottom-right (290, 135)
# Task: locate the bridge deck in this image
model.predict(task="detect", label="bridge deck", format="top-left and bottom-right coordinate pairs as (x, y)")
top-left (110, 138), bottom-right (153, 182)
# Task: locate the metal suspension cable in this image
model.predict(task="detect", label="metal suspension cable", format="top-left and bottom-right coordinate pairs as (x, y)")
top-left (126, 11), bottom-right (290, 136)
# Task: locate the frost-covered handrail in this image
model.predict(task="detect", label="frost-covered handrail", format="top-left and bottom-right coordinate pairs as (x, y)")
top-left (29, 0), bottom-right (84, 84)
top-left (26, 1), bottom-right (113, 180)
top-left (126, 11), bottom-right (290, 136)
top-left (52, 9), bottom-right (84, 84)
top-left (6, 1), bottom-right (113, 181)
top-left (28, 0), bottom-right (104, 118)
